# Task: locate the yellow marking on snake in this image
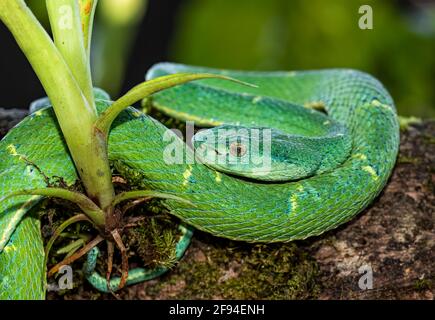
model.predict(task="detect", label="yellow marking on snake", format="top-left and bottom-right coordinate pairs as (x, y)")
top-left (288, 185), bottom-right (304, 216)
top-left (362, 165), bottom-right (379, 180)
top-left (353, 153), bottom-right (367, 161)
top-left (154, 103), bottom-right (223, 126)
top-left (3, 244), bottom-right (16, 253)
top-left (371, 100), bottom-right (382, 107)
top-left (304, 101), bottom-right (326, 110)
top-left (0, 195), bottom-right (41, 251)
top-left (182, 165), bottom-right (193, 186)
top-left (7, 144), bottom-right (18, 156)
top-left (35, 110), bottom-right (43, 116)
top-left (289, 194), bottom-right (298, 216)
top-left (132, 111), bottom-right (142, 118)
top-left (214, 171), bottom-right (222, 183)
top-left (7, 144), bottom-right (28, 162)
top-left (371, 99), bottom-right (392, 110)
top-left (252, 96), bottom-right (262, 104)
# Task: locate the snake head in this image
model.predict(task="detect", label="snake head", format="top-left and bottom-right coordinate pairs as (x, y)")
top-left (192, 125), bottom-right (322, 181)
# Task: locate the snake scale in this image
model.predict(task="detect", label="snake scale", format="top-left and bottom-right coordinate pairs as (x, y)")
top-left (0, 63), bottom-right (399, 298)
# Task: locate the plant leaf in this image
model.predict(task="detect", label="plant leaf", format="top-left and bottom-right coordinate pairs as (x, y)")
top-left (112, 190), bottom-right (193, 207)
top-left (95, 73), bottom-right (255, 137)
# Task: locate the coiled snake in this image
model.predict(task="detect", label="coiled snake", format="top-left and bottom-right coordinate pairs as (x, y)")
top-left (0, 63), bottom-right (399, 298)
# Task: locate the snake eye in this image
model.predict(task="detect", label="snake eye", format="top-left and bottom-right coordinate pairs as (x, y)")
top-left (229, 142), bottom-right (247, 157)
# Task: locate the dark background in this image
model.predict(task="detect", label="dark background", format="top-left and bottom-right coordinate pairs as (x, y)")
top-left (0, 0), bottom-right (434, 117)
top-left (0, 0), bottom-right (183, 108)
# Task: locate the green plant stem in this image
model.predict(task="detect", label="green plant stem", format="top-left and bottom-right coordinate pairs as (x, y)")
top-left (1, 188), bottom-right (105, 227)
top-left (79, 0), bottom-right (98, 60)
top-left (44, 213), bottom-right (90, 269)
top-left (46, 0), bottom-right (94, 106)
top-left (111, 190), bottom-right (192, 207)
top-left (48, 235), bottom-right (104, 277)
top-left (57, 238), bottom-right (88, 256)
top-left (95, 73), bottom-right (250, 138)
top-left (0, 0), bottom-right (115, 212)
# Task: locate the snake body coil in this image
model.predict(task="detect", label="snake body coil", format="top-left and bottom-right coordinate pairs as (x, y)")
top-left (118, 63), bottom-right (399, 242)
top-left (0, 63), bottom-right (399, 298)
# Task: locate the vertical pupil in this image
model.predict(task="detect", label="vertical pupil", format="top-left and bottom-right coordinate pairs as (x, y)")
top-left (231, 143), bottom-right (245, 156)
top-left (236, 146), bottom-right (242, 156)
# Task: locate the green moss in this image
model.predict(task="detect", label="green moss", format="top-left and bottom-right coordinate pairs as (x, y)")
top-left (397, 155), bottom-right (420, 164)
top-left (146, 239), bottom-right (320, 299)
top-left (126, 214), bottom-right (180, 269)
top-left (41, 163), bottom-right (319, 299)
top-left (398, 116), bottom-right (422, 131)
top-left (414, 278), bottom-right (432, 291)
top-left (422, 133), bottom-right (435, 145)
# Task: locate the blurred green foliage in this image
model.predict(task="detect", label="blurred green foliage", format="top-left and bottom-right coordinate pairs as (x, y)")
top-left (26, 0), bottom-right (148, 97)
top-left (170, 0), bottom-right (435, 117)
top-left (26, 0), bottom-right (50, 28)
top-left (92, 0), bottom-right (148, 96)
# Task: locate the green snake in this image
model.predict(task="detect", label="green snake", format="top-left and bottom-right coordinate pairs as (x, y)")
top-left (0, 63), bottom-right (399, 298)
